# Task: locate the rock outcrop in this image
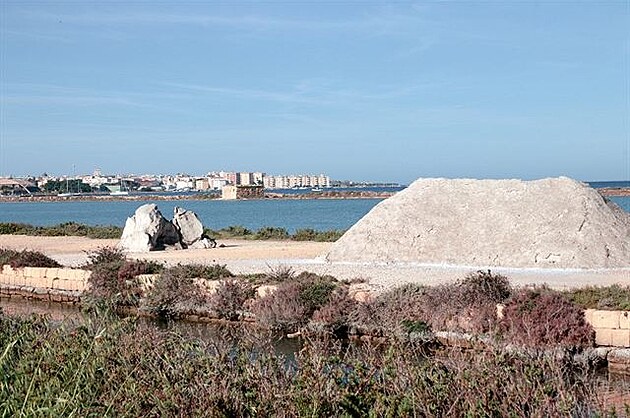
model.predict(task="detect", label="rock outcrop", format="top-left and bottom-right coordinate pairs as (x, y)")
top-left (324, 177), bottom-right (630, 269)
top-left (172, 206), bottom-right (204, 246)
top-left (119, 204), bottom-right (215, 252)
top-left (119, 204), bottom-right (180, 252)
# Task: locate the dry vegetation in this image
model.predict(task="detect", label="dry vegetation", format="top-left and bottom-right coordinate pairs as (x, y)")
top-left (2, 248), bottom-right (629, 415)
top-left (0, 311), bottom-right (626, 417)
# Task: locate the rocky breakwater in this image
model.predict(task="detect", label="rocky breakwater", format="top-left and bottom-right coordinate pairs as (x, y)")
top-left (325, 177), bottom-right (630, 269)
top-left (119, 204), bottom-right (216, 252)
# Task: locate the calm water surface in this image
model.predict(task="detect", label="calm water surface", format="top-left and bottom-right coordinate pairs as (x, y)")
top-left (0, 194), bottom-right (628, 233)
top-left (0, 298), bottom-right (301, 356)
top-left (0, 199), bottom-right (384, 233)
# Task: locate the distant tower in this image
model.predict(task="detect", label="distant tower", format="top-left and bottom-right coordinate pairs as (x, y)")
top-left (93, 167), bottom-right (102, 177)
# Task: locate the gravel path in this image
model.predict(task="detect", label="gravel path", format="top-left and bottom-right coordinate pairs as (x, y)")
top-left (220, 259), bottom-right (630, 291)
top-left (2, 235), bottom-right (629, 290)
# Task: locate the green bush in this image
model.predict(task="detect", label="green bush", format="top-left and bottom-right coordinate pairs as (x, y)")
top-left (254, 226), bottom-right (289, 240)
top-left (221, 225), bottom-right (252, 236)
top-left (0, 222), bottom-right (123, 239)
top-left (202, 225), bottom-right (344, 242)
top-left (292, 228), bottom-right (345, 242)
top-left (0, 223), bottom-right (30, 235)
top-left (297, 272), bottom-right (338, 313)
top-left (0, 248), bottom-right (61, 268)
top-left (563, 285), bottom-right (630, 311)
top-left (173, 263), bottom-right (233, 280)
top-left (239, 272), bottom-right (272, 285)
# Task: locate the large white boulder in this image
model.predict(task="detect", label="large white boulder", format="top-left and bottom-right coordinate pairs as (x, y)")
top-left (119, 204), bottom-right (181, 252)
top-left (324, 177), bottom-right (630, 269)
top-left (172, 206), bottom-right (204, 246)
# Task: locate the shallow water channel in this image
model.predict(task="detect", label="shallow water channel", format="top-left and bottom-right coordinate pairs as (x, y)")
top-left (0, 297), bottom-right (302, 358)
top-left (2, 296), bottom-right (629, 406)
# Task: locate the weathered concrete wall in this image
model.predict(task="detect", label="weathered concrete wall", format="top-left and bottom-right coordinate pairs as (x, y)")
top-left (585, 309), bottom-right (630, 348)
top-left (2, 265), bottom-right (630, 349)
top-left (0, 265), bottom-right (90, 302)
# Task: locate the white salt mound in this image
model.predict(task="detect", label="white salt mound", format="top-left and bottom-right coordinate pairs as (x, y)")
top-left (324, 177), bottom-right (630, 269)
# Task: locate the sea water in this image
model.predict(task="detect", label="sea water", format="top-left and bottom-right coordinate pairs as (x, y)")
top-left (0, 198), bottom-right (385, 233)
top-left (0, 193), bottom-right (628, 233)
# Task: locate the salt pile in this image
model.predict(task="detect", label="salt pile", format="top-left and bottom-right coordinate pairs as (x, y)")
top-left (325, 177), bottom-right (630, 269)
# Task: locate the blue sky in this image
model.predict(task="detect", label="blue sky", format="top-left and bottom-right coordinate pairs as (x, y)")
top-left (0, 1), bottom-right (628, 184)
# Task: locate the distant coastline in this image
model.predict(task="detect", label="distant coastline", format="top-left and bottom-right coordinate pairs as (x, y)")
top-left (0, 182), bottom-right (628, 203)
top-left (597, 187), bottom-right (630, 197)
top-left (0, 189), bottom-right (398, 203)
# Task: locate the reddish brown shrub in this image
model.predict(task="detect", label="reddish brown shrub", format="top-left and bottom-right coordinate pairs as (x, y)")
top-left (84, 249), bottom-right (164, 309)
top-left (251, 274), bottom-right (338, 331)
top-left (427, 271), bottom-right (512, 334)
top-left (349, 272), bottom-right (512, 336)
top-left (500, 287), bottom-right (595, 349)
top-left (209, 279), bottom-right (255, 321)
top-left (310, 287), bottom-right (357, 334)
top-left (251, 282), bottom-right (305, 330)
top-left (459, 270), bottom-right (511, 305)
top-left (83, 246), bottom-right (126, 268)
top-left (143, 266), bottom-right (209, 319)
top-left (117, 260), bottom-right (163, 281)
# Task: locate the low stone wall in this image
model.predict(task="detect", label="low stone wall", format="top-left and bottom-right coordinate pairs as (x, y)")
top-left (585, 309), bottom-right (630, 348)
top-left (0, 265), bottom-right (90, 300)
top-left (2, 265), bottom-right (630, 350)
top-left (135, 274), bottom-right (278, 299)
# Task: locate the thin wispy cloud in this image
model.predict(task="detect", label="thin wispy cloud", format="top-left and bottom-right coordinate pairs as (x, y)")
top-left (161, 82), bottom-right (333, 106)
top-left (3, 2), bottom-right (625, 180)
top-left (162, 79), bottom-right (450, 107)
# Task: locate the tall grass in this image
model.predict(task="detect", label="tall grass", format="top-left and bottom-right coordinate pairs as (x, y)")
top-left (0, 311), bottom-right (624, 417)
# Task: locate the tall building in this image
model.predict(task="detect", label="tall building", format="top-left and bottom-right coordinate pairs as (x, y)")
top-left (263, 173), bottom-right (330, 189)
top-left (237, 172), bottom-right (253, 186)
top-left (225, 172), bottom-right (237, 185)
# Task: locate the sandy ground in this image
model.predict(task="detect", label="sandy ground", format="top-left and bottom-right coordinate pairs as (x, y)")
top-left (1, 235), bottom-right (629, 290)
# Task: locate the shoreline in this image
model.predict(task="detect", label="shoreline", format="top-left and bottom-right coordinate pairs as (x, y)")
top-left (0, 187), bottom-right (628, 203)
top-left (0, 190), bottom-right (396, 203)
top-left (598, 187), bottom-right (630, 197)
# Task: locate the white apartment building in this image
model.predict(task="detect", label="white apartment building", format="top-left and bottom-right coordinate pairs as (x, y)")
top-left (263, 174), bottom-right (330, 189)
top-left (237, 172), bottom-right (253, 186)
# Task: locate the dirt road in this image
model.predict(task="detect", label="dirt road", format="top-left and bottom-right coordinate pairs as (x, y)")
top-left (1, 235), bottom-right (629, 290)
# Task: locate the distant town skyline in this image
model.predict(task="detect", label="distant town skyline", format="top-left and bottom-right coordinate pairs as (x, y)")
top-left (1, 2), bottom-right (628, 184)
